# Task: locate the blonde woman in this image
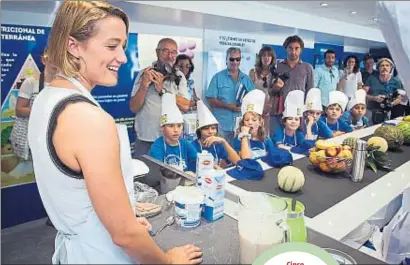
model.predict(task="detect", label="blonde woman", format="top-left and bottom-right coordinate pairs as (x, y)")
top-left (28, 1), bottom-right (201, 264)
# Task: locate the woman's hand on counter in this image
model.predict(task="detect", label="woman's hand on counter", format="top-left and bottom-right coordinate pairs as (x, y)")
top-left (136, 217), bottom-right (152, 231)
top-left (166, 244), bottom-right (202, 264)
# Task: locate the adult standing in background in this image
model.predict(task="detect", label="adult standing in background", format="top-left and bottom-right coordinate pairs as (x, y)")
top-left (365, 58), bottom-right (404, 124)
top-left (11, 49), bottom-right (57, 161)
top-left (176, 54), bottom-right (199, 111)
top-left (314, 49), bottom-right (339, 110)
top-left (206, 47), bottom-right (255, 145)
top-left (338, 55), bottom-right (363, 99)
top-left (361, 55), bottom-right (379, 84)
top-left (11, 49), bottom-right (57, 227)
top-left (249, 46), bottom-right (276, 136)
top-left (129, 38), bottom-right (190, 158)
top-left (269, 35), bottom-right (314, 137)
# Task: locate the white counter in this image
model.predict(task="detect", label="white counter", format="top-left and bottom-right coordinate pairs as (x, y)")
top-left (223, 118), bottom-right (410, 242)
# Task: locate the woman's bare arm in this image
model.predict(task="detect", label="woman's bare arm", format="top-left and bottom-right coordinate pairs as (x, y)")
top-left (53, 103), bottom-right (172, 264)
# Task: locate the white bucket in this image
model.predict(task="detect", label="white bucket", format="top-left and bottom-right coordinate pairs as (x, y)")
top-left (173, 186), bottom-right (205, 228)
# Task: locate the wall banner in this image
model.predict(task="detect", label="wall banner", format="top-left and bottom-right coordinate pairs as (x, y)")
top-left (203, 29), bottom-right (262, 92)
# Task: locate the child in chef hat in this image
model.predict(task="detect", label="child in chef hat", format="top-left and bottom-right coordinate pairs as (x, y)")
top-left (341, 89), bottom-right (369, 130)
top-left (148, 93), bottom-right (198, 172)
top-left (191, 100), bottom-right (240, 168)
top-left (319, 90), bottom-right (353, 137)
top-left (233, 89), bottom-right (275, 160)
top-left (273, 90), bottom-right (315, 153)
top-left (232, 90), bottom-right (293, 167)
top-left (303, 88), bottom-right (333, 140)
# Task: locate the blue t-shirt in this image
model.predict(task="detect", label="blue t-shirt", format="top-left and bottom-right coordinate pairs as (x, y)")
top-left (205, 69), bottom-right (255, 132)
top-left (302, 119), bottom-right (333, 139)
top-left (233, 137), bottom-right (275, 160)
top-left (273, 127), bottom-right (306, 147)
top-left (148, 136), bottom-right (197, 172)
top-left (341, 111), bottom-right (369, 129)
top-left (191, 140), bottom-right (228, 164)
top-left (365, 75), bottom-right (403, 110)
top-left (319, 116), bottom-right (353, 133)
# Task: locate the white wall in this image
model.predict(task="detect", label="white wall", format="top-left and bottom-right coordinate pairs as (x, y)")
top-left (134, 1), bottom-right (384, 43)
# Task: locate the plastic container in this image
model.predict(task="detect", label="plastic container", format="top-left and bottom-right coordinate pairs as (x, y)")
top-left (173, 186), bottom-right (205, 228)
top-left (196, 150), bottom-right (214, 187)
top-left (323, 248), bottom-right (357, 264)
top-left (200, 169), bottom-right (225, 222)
top-left (283, 198), bottom-right (307, 242)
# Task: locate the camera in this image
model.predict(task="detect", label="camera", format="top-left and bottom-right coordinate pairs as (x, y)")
top-left (269, 64), bottom-right (290, 82)
top-left (379, 91), bottom-right (398, 111)
top-left (373, 91), bottom-right (399, 124)
top-left (152, 62), bottom-right (181, 86)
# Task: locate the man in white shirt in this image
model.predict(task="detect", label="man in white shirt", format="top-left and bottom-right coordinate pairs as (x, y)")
top-left (129, 38), bottom-right (190, 158)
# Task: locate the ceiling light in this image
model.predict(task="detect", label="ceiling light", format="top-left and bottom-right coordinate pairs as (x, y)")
top-left (350, 11), bottom-right (357, 15)
top-left (320, 2), bottom-right (328, 7)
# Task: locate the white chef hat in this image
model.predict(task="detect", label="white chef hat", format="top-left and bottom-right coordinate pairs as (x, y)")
top-left (327, 91), bottom-right (349, 111)
top-left (196, 100), bottom-right (219, 130)
top-left (283, 90), bottom-right (305, 118)
top-left (161, 93), bottom-right (183, 126)
top-left (305, 88), bottom-right (322, 112)
top-left (241, 89), bottom-right (265, 116)
top-left (347, 89), bottom-right (367, 110)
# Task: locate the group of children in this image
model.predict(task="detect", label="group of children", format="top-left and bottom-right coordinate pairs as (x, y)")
top-left (148, 87), bottom-right (369, 176)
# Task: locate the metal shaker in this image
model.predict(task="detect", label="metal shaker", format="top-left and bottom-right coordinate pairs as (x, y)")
top-left (351, 139), bottom-right (368, 182)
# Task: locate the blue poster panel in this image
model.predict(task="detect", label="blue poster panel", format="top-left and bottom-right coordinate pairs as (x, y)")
top-left (313, 43), bottom-right (344, 69)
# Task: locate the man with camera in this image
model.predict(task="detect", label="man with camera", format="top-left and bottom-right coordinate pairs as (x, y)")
top-left (130, 38), bottom-right (190, 158)
top-left (365, 58), bottom-right (404, 124)
top-left (206, 47), bottom-right (255, 145)
top-left (269, 35), bottom-right (314, 136)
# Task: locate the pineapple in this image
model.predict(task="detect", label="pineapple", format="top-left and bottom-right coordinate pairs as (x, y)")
top-left (342, 137), bottom-right (358, 150)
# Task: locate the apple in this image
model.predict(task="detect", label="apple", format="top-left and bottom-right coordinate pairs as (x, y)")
top-left (343, 145), bottom-right (352, 151)
top-left (325, 147), bottom-right (338, 157)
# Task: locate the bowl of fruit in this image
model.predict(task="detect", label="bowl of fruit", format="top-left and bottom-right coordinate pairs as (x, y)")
top-left (309, 140), bottom-right (353, 174)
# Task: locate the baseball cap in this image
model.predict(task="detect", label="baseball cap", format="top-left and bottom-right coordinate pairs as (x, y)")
top-left (261, 148), bottom-right (293, 167)
top-left (227, 159), bottom-right (264, 181)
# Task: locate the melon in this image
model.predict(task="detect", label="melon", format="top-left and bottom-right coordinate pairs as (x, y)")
top-left (277, 166), bottom-right (305, 193)
top-left (367, 137), bottom-right (388, 152)
top-left (374, 125), bottom-right (404, 150)
top-left (343, 137), bottom-right (358, 150)
top-left (403, 116), bottom-right (410, 122)
top-left (396, 121), bottom-right (410, 144)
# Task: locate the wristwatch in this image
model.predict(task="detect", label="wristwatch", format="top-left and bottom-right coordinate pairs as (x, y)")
top-left (238, 132), bottom-right (251, 140)
top-left (158, 89), bottom-right (166, 96)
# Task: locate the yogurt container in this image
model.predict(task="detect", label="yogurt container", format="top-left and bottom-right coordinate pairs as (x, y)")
top-left (196, 150), bottom-right (214, 187)
top-left (200, 169), bottom-right (225, 222)
top-left (173, 186), bottom-right (205, 228)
